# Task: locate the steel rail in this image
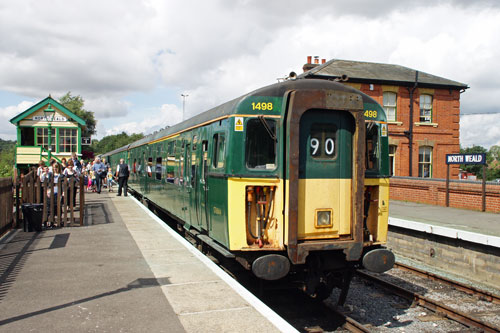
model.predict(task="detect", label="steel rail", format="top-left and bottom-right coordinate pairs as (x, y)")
top-left (327, 307), bottom-right (371, 333)
top-left (357, 270), bottom-right (500, 333)
top-left (394, 262), bottom-right (500, 304)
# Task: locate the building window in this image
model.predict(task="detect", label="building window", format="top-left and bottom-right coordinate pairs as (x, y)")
top-left (58, 128), bottom-right (77, 153)
top-left (383, 92), bottom-right (397, 122)
top-left (419, 94), bottom-right (433, 122)
top-left (389, 145), bottom-right (397, 176)
top-left (36, 128), bottom-right (55, 152)
top-left (418, 146), bottom-right (432, 178)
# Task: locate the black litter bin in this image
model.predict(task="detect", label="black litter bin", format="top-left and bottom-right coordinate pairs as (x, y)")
top-left (30, 204), bottom-right (44, 232)
top-left (21, 203), bottom-right (33, 232)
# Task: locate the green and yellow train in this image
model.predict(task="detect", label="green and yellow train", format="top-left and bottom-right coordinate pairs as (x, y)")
top-left (103, 78), bottom-right (394, 301)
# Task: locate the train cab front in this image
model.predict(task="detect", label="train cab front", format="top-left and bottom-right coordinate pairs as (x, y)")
top-left (283, 87), bottom-right (394, 299)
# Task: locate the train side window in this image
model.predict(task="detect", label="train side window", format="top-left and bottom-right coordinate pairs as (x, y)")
top-left (217, 134), bottom-right (225, 168)
top-left (156, 157), bottom-right (162, 180)
top-left (212, 133), bottom-right (225, 169)
top-left (310, 123), bottom-right (337, 160)
top-left (147, 157), bottom-right (153, 177)
top-left (201, 140), bottom-right (208, 183)
top-left (366, 122), bottom-right (380, 172)
top-left (212, 134), bottom-right (219, 168)
top-left (246, 118), bottom-right (276, 170)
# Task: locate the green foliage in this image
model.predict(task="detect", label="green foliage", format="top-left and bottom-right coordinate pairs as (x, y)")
top-left (91, 132), bottom-right (144, 155)
top-left (59, 92), bottom-right (96, 138)
top-left (0, 138), bottom-right (16, 178)
top-left (459, 145), bottom-right (500, 180)
top-left (490, 145), bottom-right (500, 161)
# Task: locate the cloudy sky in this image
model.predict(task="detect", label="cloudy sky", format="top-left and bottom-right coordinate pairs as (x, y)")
top-left (1, 0), bottom-right (499, 148)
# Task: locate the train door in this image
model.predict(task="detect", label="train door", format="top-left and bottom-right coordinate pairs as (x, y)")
top-left (298, 109), bottom-right (355, 240)
top-left (183, 143), bottom-right (192, 225)
top-left (197, 139), bottom-right (209, 231)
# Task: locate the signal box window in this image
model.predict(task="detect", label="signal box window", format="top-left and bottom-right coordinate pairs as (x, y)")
top-left (420, 94), bottom-right (433, 122)
top-left (246, 118), bottom-right (276, 170)
top-left (418, 146), bottom-right (432, 178)
top-left (383, 92), bottom-right (397, 122)
top-left (36, 128), bottom-right (55, 152)
top-left (310, 123), bottom-right (336, 159)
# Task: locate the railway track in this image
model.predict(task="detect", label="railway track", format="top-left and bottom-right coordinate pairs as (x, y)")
top-left (394, 262), bottom-right (500, 304)
top-left (356, 268), bottom-right (500, 332)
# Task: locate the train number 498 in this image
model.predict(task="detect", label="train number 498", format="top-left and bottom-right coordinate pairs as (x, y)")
top-left (364, 110), bottom-right (378, 118)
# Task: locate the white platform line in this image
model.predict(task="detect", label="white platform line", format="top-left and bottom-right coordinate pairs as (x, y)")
top-left (178, 306), bottom-right (252, 316)
top-left (162, 280), bottom-right (221, 287)
top-left (130, 196), bottom-right (298, 333)
top-left (389, 217), bottom-right (500, 248)
top-left (0, 229), bottom-right (19, 250)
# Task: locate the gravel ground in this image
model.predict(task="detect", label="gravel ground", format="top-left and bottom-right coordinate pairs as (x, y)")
top-left (318, 262), bottom-right (500, 332)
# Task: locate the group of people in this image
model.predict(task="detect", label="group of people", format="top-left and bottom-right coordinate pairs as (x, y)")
top-left (37, 154), bottom-right (130, 201)
top-left (85, 157), bottom-right (129, 196)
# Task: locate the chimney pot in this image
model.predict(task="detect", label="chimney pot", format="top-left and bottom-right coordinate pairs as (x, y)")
top-left (314, 56), bottom-right (319, 64)
top-left (322, 59), bottom-right (326, 64)
top-left (307, 56), bottom-right (312, 64)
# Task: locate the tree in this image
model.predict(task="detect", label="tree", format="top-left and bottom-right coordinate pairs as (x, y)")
top-left (91, 132), bottom-right (144, 155)
top-left (0, 138), bottom-right (15, 178)
top-left (490, 145), bottom-right (500, 161)
top-left (59, 92), bottom-right (96, 138)
top-left (460, 145), bottom-right (495, 180)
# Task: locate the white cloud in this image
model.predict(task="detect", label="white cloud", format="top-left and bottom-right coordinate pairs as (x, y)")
top-left (101, 103), bottom-right (182, 137)
top-left (460, 114), bottom-right (500, 149)
top-left (0, 101), bottom-right (36, 139)
top-left (1, 0), bottom-right (500, 150)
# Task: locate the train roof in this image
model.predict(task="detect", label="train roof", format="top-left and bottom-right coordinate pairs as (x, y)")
top-left (120, 78), bottom-right (380, 150)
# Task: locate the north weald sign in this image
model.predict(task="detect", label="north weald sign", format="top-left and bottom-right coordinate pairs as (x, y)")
top-left (445, 153), bottom-right (488, 212)
top-left (446, 153), bottom-right (486, 165)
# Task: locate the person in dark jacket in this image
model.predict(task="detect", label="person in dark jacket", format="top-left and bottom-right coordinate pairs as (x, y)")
top-left (115, 158), bottom-right (129, 197)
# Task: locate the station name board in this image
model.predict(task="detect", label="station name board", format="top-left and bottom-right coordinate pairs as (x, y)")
top-left (446, 153), bottom-right (486, 165)
top-left (32, 116), bottom-right (68, 122)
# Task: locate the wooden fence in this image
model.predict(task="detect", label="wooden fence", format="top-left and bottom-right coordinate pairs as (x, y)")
top-left (20, 168), bottom-right (85, 228)
top-left (0, 177), bottom-right (14, 235)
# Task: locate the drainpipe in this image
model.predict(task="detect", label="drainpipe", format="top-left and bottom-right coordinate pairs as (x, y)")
top-left (406, 71), bottom-right (418, 177)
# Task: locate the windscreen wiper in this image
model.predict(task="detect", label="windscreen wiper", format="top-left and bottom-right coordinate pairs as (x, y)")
top-left (258, 115), bottom-right (277, 142)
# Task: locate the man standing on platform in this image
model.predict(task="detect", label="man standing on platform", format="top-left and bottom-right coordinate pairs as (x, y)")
top-left (92, 157), bottom-right (106, 194)
top-left (116, 158), bottom-right (129, 197)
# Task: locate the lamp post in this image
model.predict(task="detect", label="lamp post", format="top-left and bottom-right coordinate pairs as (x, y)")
top-left (43, 104), bottom-right (55, 161)
top-left (181, 94), bottom-right (188, 121)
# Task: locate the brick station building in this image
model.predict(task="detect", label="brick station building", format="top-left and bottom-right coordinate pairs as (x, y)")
top-left (300, 57), bottom-right (468, 179)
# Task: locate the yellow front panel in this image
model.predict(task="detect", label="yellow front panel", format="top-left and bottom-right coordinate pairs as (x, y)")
top-left (298, 178), bottom-right (352, 240)
top-left (227, 178), bottom-right (284, 251)
top-left (365, 177), bottom-right (390, 243)
top-left (17, 147), bottom-right (41, 155)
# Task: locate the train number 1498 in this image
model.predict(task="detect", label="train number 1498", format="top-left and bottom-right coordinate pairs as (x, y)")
top-left (252, 102), bottom-right (273, 111)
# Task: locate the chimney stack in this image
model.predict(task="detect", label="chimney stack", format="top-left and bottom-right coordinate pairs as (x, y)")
top-left (303, 55), bottom-right (323, 72)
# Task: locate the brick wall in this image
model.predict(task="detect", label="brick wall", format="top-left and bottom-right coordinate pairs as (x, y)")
top-left (348, 83), bottom-right (462, 179)
top-left (390, 177), bottom-right (500, 213)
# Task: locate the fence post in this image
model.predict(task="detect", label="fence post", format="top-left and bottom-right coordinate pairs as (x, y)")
top-left (79, 175), bottom-right (84, 226)
top-left (63, 177), bottom-right (68, 226)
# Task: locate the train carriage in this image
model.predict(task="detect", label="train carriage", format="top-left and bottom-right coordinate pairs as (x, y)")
top-left (102, 78), bottom-right (394, 301)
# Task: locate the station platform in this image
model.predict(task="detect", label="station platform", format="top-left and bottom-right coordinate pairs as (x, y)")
top-left (389, 200), bottom-right (500, 248)
top-left (0, 192), bottom-right (296, 332)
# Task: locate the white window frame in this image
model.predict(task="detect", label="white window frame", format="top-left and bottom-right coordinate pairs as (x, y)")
top-left (383, 92), bottom-right (397, 122)
top-left (418, 146), bottom-right (432, 178)
top-left (389, 145), bottom-right (397, 176)
top-left (419, 94), bottom-right (433, 123)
